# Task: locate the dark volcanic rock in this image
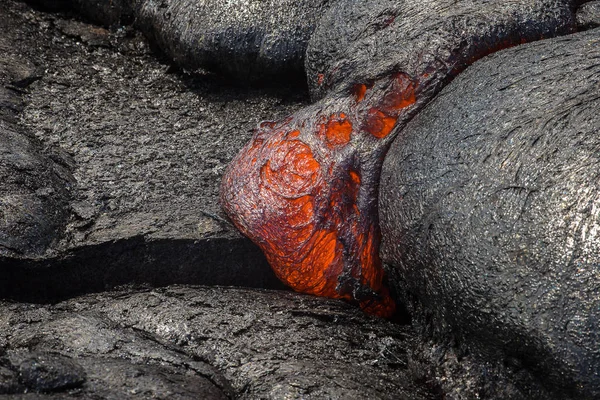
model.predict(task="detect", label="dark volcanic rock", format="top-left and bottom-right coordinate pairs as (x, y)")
top-left (72, 0), bottom-right (135, 27)
top-left (220, 0), bottom-right (576, 317)
top-left (0, 35), bottom-right (72, 259)
top-left (0, 294), bottom-right (231, 398)
top-left (3, 0), bottom-right (597, 397)
top-left (31, 0), bottom-right (134, 27)
top-left (13, 353), bottom-right (86, 392)
top-left (380, 28), bottom-right (600, 398)
top-left (305, 0), bottom-right (576, 100)
top-left (0, 115), bottom-right (71, 259)
top-left (134, 0), bottom-right (331, 82)
top-left (0, 0), bottom-right (309, 301)
top-left (577, 1), bottom-right (600, 29)
top-left (1, 284), bottom-right (531, 399)
top-left (28, 0), bottom-right (331, 82)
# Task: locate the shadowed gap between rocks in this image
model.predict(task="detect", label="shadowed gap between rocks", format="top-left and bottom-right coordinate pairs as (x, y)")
top-left (0, 237), bottom-right (286, 303)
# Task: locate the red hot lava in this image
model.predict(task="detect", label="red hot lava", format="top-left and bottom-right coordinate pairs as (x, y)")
top-left (221, 73), bottom-right (417, 318)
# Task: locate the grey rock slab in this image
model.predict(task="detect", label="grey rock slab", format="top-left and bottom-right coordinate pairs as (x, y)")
top-left (11, 352), bottom-right (87, 393)
top-left (0, 22), bottom-right (72, 260)
top-left (0, 297), bottom-right (231, 398)
top-left (0, 117), bottom-right (71, 259)
top-left (380, 28), bottom-right (600, 399)
top-left (27, 0), bottom-right (332, 81)
top-left (577, 1), bottom-right (600, 29)
top-left (0, 0), bottom-right (309, 300)
top-left (0, 284), bottom-right (524, 399)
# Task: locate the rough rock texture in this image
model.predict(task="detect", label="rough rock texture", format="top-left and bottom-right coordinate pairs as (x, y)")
top-left (220, 0), bottom-right (576, 316)
top-left (134, 0), bottom-right (332, 82)
top-left (305, 0), bottom-right (575, 100)
top-left (577, 1), bottom-right (600, 29)
top-left (0, 290), bottom-right (231, 398)
top-left (28, 0), bottom-right (332, 82)
top-left (0, 33), bottom-right (71, 259)
top-left (0, 284), bottom-right (538, 399)
top-left (0, 0), bottom-right (309, 301)
top-left (380, 28), bottom-right (600, 399)
top-left (3, 0), bottom-right (598, 398)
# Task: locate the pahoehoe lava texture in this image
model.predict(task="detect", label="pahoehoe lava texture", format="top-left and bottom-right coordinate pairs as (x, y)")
top-left (0, 285), bottom-right (467, 399)
top-left (221, 0), bottom-right (575, 317)
top-left (305, 0), bottom-right (575, 100)
top-left (27, 0), bottom-right (332, 82)
top-left (134, 0), bottom-right (332, 82)
top-left (380, 28), bottom-right (600, 398)
top-left (2, 0), bottom-right (597, 398)
top-left (0, 292), bottom-right (232, 398)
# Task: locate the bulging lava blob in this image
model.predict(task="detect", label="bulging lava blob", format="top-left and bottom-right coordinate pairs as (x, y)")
top-left (221, 73), bottom-right (418, 317)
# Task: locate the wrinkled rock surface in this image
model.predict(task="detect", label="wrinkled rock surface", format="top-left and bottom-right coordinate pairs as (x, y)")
top-left (220, 0), bottom-right (576, 318)
top-left (135, 0), bottom-right (332, 82)
top-left (0, 32), bottom-right (71, 259)
top-left (0, 289), bottom-right (232, 398)
top-left (305, 0), bottom-right (575, 100)
top-left (31, 0), bottom-right (333, 82)
top-left (0, 284), bottom-right (537, 399)
top-left (2, 0), bottom-right (598, 398)
top-left (380, 28), bottom-right (600, 399)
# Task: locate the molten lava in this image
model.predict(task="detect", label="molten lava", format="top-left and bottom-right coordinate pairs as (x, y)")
top-left (221, 73), bottom-right (417, 318)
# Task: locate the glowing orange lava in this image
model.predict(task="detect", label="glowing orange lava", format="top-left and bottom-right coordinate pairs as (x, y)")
top-left (221, 72), bottom-right (420, 318)
top-left (353, 83), bottom-right (368, 103)
top-left (320, 113), bottom-right (353, 148)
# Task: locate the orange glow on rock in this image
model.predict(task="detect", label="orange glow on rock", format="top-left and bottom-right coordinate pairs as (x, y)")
top-left (274, 229), bottom-right (342, 296)
top-left (221, 73), bottom-right (421, 319)
top-left (317, 73), bottom-right (325, 86)
top-left (353, 83), bottom-right (368, 102)
top-left (362, 73), bottom-right (417, 139)
top-left (382, 73), bottom-right (416, 110)
top-left (321, 113), bottom-right (353, 147)
top-left (260, 140), bottom-right (320, 196)
top-left (287, 129), bottom-right (301, 138)
top-left (364, 108), bottom-right (398, 138)
top-left (349, 170), bottom-right (360, 185)
top-left (222, 28), bottom-right (556, 319)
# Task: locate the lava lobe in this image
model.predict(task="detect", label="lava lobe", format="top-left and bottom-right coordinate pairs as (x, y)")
top-left (221, 73), bottom-right (417, 317)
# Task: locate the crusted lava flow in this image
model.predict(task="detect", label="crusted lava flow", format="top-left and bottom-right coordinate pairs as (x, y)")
top-left (220, 1), bottom-right (575, 318)
top-left (221, 74), bottom-right (417, 317)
